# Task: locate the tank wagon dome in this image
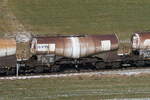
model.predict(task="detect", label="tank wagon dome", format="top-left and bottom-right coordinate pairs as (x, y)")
top-left (31, 34), bottom-right (119, 59)
top-left (132, 32), bottom-right (150, 50)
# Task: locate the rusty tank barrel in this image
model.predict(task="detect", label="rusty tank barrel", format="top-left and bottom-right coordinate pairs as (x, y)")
top-left (31, 34), bottom-right (119, 58)
top-left (132, 32), bottom-right (150, 50)
top-left (0, 38), bottom-right (16, 57)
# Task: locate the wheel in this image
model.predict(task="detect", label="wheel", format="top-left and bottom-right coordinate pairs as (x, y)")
top-left (34, 66), bottom-right (44, 73)
top-left (6, 68), bottom-right (16, 75)
top-left (134, 61), bottom-right (145, 67)
top-left (111, 62), bottom-right (121, 69)
top-left (51, 65), bottom-right (60, 72)
top-left (145, 61), bottom-right (150, 66)
top-left (95, 62), bottom-right (106, 69)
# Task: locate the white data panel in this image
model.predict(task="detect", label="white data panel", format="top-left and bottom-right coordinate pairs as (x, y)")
top-left (101, 40), bottom-right (111, 51)
top-left (144, 39), bottom-right (150, 47)
top-left (49, 44), bottom-right (56, 52)
top-left (36, 44), bottom-right (49, 51)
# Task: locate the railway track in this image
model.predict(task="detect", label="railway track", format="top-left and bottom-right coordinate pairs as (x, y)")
top-left (1, 66), bottom-right (150, 80)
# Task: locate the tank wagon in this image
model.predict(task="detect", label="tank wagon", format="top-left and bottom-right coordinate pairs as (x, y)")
top-left (0, 38), bottom-right (16, 74)
top-left (15, 34), bottom-right (119, 72)
top-left (130, 32), bottom-right (150, 66)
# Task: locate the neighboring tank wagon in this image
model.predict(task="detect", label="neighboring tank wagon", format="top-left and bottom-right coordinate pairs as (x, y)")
top-left (121, 32), bottom-right (150, 67)
top-left (132, 32), bottom-right (150, 50)
top-left (0, 38), bottom-right (16, 74)
top-left (132, 32), bottom-right (150, 58)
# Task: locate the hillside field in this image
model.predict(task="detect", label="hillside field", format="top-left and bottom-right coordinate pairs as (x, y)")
top-left (5, 0), bottom-right (150, 39)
